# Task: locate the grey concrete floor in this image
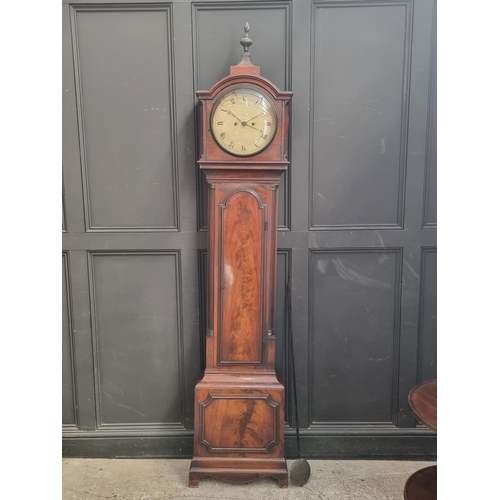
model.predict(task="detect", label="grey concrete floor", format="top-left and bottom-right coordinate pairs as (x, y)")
top-left (62, 458), bottom-right (435, 500)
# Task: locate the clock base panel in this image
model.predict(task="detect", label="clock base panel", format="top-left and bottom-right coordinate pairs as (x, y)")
top-left (189, 372), bottom-right (287, 488)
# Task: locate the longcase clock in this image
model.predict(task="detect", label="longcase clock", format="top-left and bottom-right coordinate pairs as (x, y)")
top-left (189, 24), bottom-right (292, 488)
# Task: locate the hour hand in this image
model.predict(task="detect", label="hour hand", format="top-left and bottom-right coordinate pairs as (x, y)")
top-left (223, 109), bottom-right (242, 123)
top-left (245, 123), bottom-right (263, 133)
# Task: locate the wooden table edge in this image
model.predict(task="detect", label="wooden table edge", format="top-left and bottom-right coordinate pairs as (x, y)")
top-left (408, 379), bottom-right (437, 432)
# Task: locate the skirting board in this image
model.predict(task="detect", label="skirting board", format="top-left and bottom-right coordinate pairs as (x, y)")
top-left (63, 429), bottom-right (436, 460)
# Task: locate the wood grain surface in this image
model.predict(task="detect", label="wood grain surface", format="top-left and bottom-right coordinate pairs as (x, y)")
top-left (408, 379), bottom-right (437, 432)
top-left (404, 465), bottom-right (437, 500)
top-left (220, 190), bottom-right (264, 364)
top-left (201, 395), bottom-right (277, 451)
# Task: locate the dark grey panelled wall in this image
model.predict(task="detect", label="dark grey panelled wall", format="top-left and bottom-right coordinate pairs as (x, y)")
top-left (62, 0), bottom-right (437, 458)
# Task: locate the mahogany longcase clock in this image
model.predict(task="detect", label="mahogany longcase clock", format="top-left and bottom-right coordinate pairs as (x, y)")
top-left (189, 25), bottom-right (292, 488)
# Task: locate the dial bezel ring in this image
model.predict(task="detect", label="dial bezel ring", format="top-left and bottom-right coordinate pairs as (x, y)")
top-left (209, 84), bottom-right (278, 157)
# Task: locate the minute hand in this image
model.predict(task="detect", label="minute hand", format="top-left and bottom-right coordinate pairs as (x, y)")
top-left (246, 111), bottom-right (266, 122)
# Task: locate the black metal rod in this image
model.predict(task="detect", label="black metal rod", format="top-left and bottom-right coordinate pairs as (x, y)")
top-left (286, 277), bottom-right (301, 458)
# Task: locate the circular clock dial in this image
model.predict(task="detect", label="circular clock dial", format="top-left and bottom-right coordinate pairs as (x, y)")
top-left (211, 88), bottom-right (278, 156)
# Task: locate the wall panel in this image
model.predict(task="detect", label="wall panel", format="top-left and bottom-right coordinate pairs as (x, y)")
top-left (275, 250), bottom-right (290, 424)
top-left (419, 248), bottom-right (437, 382)
top-left (310, 249), bottom-right (401, 424)
top-left (310, 1), bottom-right (412, 229)
top-left (422, 2), bottom-right (437, 228)
top-left (62, 253), bottom-right (78, 427)
top-left (89, 251), bottom-right (184, 427)
top-left (71, 5), bottom-right (178, 232)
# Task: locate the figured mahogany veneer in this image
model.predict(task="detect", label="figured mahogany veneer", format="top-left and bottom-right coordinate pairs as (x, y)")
top-left (200, 394), bottom-right (279, 452)
top-left (189, 52), bottom-right (292, 488)
top-left (219, 188), bottom-right (265, 365)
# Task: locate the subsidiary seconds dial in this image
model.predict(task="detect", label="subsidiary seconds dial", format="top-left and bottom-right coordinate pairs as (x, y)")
top-left (211, 88), bottom-right (278, 156)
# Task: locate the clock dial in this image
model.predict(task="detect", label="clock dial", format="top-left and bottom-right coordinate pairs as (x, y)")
top-left (211, 88), bottom-right (277, 156)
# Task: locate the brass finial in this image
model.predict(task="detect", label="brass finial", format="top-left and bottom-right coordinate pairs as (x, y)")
top-left (240, 22), bottom-right (252, 54)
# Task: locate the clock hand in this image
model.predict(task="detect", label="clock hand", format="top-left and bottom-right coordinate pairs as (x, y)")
top-left (246, 111), bottom-right (266, 123)
top-left (245, 123), bottom-right (263, 133)
top-left (225, 110), bottom-right (243, 123)
top-left (225, 109), bottom-right (262, 133)
top-left (223, 109), bottom-right (262, 132)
